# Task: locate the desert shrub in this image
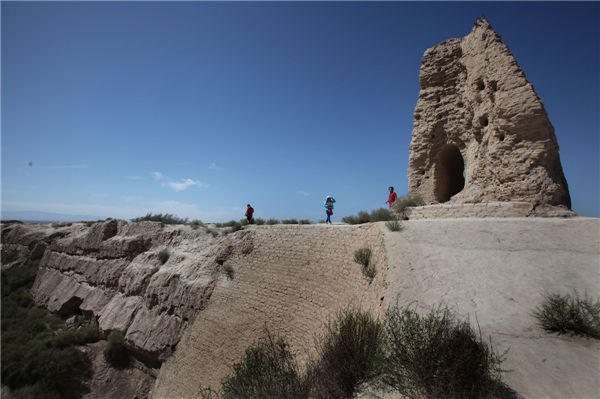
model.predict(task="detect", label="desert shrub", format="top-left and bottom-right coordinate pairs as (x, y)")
top-left (190, 219), bottom-right (205, 229)
top-left (1, 262), bottom-right (37, 292)
top-left (299, 219), bottom-right (312, 225)
top-left (343, 208), bottom-right (397, 225)
top-left (229, 222), bottom-right (243, 233)
top-left (207, 229), bottom-right (219, 238)
top-left (216, 220), bottom-right (238, 228)
top-left (392, 194), bottom-right (425, 217)
top-left (342, 211), bottom-right (369, 225)
top-left (1, 219), bottom-right (24, 224)
top-left (353, 248), bottom-right (372, 268)
top-left (385, 220), bottom-right (402, 232)
top-left (54, 326), bottom-right (100, 348)
top-left (342, 216), bottom-right (357, 224)
top-left (307, 308), bottom-right (386, 399)
top-left (383, 303), bottom-right (507, 399)
top-left (158, 249), bottom-right (170, 264)
top-left (2, 262), bottom-right (92, 397)
top-left (357, 211), bottom-right (371, 224)
top-left (221, 330), bottom-right (307, 399)
top-left (363, 264), bottom-right (377, 279)
top-left (369, 208), bottom-right (394, 222)
top-left (131, 213), bottom-right (188, 225)
top-left (1, 249), bottom-right (20, 264)
top-left (533, 291), bottom-right (600, 338)
top-left (254, 218), bottom-right (265, 225)
top-left (223, 262), bottom-right (235, 280)
top-left (266, 218), bottom-right (280, 225)
top-left (103, 331), bottom-right (129, 369)
top-left (282, 219), bottom-right (299, 224)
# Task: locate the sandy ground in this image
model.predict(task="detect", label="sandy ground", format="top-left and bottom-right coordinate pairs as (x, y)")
top-left (381, 217), bottom-right (599, 399)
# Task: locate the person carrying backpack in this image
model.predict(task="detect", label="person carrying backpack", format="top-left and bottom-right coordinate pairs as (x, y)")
top-left (324, 195), bottom-right (335, 224)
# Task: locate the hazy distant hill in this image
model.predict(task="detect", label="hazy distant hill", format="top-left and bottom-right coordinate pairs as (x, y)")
top-left (1, 210), bottom-right (104, 223)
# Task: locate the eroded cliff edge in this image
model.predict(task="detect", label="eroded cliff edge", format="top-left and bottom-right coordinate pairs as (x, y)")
top-left (2, 218), bottom-right (599, 399)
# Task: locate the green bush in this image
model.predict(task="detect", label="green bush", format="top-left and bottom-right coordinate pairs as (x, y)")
top-left (299, 219), bottom-right (312, 225)
top-left (1, 219), bottom-right (24, 224)
top-left (363, 264), bottom-right (377, 279)
top-left (353, 248), bottom-right (372, 268)
top-left (1, 249), bottom-right (20, 263)
top-left (342, 211), bottom-right (370, 225)
top-left (221, 330), bottom-right (307, 399)
top-left (216, 220), bottom-right (238, 228)
top-left (392, 194), bottom-right (425, 217)
top-left (103, 331), bottom-right (129, 369)
top-left (282, 219), bottom-right (299, 224)
top-left (190, 219), bottom-right (205, 229)
top-left (343, 208), bottom-right (395, 225)
top-left (131, 213), bottom-right (189, 225)
top-left (385, 220), bottom-right (402, 232)
top-left (533, 291), bottom-right (600, 338)
top-left (229, 222), bottom-right (243, 233)
top-left (369, 208), bottom-right (394, 222)
top-left (307, 308), bottom-right (385, 399)
top-left (158, 249), bottom-right (170, 264)
top-left (383, 303), bottom-right (507, 399)
top-left (2, 262), bottom-right (92, 397)
top-left (266, 218), bottom-right (280, 225)
top-left (223, 262), bottom-right (235, 280)
top-left (254, 218), bottom-right (265, 225)
top-left (54, 326), bottom-right (100, 348)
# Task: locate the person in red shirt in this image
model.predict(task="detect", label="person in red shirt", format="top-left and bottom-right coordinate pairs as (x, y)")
top-left (245, 204), bottom-right (254, 224)
top-left (386, 186), bottom-right (398, 209)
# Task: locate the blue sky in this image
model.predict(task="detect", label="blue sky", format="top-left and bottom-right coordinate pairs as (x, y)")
top-left (2, 1), bottom-right (599, 222)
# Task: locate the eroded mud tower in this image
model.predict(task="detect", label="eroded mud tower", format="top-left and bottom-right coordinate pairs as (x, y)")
top-left (408, 18), bottom-right (571, 211)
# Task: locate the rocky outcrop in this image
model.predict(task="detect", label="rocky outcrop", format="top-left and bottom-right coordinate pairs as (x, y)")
top-left (1, 220), bottom-right (241, 366)
top-left (408, 18), bottom-right (571, 211)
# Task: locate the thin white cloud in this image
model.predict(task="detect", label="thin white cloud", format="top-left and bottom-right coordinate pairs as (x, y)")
top-left (162, 178), bottom-right (209, 192)
top-left (152, 171), bottom-right (164, 180)
top-left (298, 191), bottom-right (310, 196)
top-left (208, 162), bottom-right (222, 170)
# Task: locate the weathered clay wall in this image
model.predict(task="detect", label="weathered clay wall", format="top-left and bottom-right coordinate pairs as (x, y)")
top-left (2, 220), bottom-right (224, 366)
top-left (2, 218), bottom-right (599, 399)
top-left (408, 18), bottom-right (570, 209)
top-left (153, 223), bottom-right (388, 397)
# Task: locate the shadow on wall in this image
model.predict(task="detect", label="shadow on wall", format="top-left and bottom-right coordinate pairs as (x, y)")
top-left (434, 144), bottom-right (465, 203)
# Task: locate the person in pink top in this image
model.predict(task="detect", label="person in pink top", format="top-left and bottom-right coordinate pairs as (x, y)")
top-left (386, 186), bottom-right (398, 208)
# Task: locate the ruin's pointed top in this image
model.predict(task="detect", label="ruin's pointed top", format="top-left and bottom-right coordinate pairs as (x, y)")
top-left (473, 16), bottom-right (494, 30)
